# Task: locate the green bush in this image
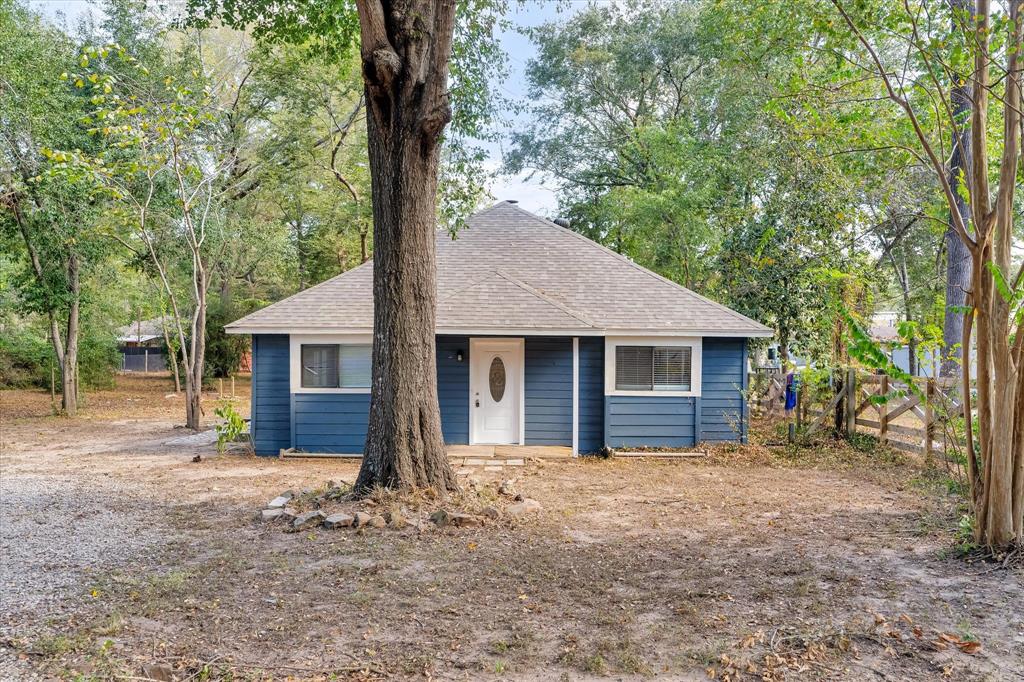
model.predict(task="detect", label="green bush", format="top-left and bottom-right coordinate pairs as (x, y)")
top-left (0, 321), bottom-right (119, 390)
top-left (0, 327), bottom-right (51, 388)
top-left (204, 303), bottom-right (249, 379)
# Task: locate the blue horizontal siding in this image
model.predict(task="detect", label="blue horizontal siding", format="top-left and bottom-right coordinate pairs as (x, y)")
top-left (524, 337), bottom-right (572, 445)
top-left (605, 395), bottom-right (696, 448)
top-left (577, 337), bottom-right (604, 454)
top-left (699, 337), bottom-right (746, 443)
top-left (251, 335), bottom-right (291, 456)
top-left (437, 335), bottom-right (469, 444)
top-left (249, 333), bottom-right (750, 456)
top-left (292, 393), bottom-right (370, 453)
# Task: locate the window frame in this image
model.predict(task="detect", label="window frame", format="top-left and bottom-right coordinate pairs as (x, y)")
top-left (290, 334), bottom-right (373, 394)
top-left (604, 336), bottom-right (702, 397)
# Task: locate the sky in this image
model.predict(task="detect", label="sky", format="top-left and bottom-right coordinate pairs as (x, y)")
top-left (28, 0), bottom-right (573, 217)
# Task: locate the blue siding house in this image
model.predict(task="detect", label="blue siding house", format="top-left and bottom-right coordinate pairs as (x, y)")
top-left (227, 202), bottom-right (771, 456)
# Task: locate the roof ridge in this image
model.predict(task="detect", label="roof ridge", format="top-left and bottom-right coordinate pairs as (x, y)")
top-left (439, 271), bottom-right (503, 302)
top-left (225, 259), bottom-right (373, 329)
top-left (502, 202), bottom-right (771, 332)
top-left (493, 270), bottom-right (597, 327)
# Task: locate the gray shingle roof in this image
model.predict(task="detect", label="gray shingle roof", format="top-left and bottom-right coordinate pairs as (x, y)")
top-left (227, 202), bottom-right (772, 337)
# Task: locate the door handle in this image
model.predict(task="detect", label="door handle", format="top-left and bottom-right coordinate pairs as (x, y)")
top-left (475, 399), bottom-right (480, 407)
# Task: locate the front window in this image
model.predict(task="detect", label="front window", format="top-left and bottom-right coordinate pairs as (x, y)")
top-left (615, 345), bottom-right (692, 391)
top-left (301, 344), bottom-right (371, 389)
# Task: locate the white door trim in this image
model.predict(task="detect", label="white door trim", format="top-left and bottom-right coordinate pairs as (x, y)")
top-left (469, 338), bottom-right (525, 445)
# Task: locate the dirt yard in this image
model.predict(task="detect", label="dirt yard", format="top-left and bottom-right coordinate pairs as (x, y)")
top-left (1, 375), bottom-right (1021, 681)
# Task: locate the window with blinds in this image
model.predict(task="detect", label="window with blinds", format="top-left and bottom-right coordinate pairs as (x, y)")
top-left (339, 345), bottom-right (372, 388)
top-left (301, 344), bottom-right (372, 388)
top-left (615, 345), bottom-right (692, 391)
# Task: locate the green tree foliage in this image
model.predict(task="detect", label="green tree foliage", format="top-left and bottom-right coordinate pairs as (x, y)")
top-left (507, 1), bottom-right (883, 365)
top-left (0, 0), bottom-right (127, 403)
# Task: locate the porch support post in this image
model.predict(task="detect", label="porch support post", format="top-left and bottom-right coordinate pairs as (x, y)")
top-left (572, 336), bottom-right (579, 456)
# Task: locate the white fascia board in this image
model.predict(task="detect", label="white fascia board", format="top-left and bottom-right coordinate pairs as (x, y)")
top-left (601, 328), bottom-right (774, 338)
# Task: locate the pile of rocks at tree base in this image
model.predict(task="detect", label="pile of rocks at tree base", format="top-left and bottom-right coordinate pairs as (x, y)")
top-left (257, 479), bottom-right (543, 533)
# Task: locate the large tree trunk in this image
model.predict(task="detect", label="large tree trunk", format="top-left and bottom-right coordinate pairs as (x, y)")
top-left (942, 0), bottom-right (974, 377)
top-left (353, 0), bottom-right (458, 495)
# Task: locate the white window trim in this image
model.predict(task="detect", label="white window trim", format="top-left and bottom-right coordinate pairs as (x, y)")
top-left (604, 336), bottom-right (702, 397)
top-left (290, 334), bottom-right (373, 394)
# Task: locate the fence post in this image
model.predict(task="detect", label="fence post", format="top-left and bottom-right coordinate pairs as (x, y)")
top-left (924, 377), bottom-right (935, 465)
top-left (795, 381), bottom-right (804, 435)
top-left (845, 367), bottom-right (856, 436)
top-left (879, 374), bottom-right (889, 444)
top-left (144, 349), bottom-right (149, 373)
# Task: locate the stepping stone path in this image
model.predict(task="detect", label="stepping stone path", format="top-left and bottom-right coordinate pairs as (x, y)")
top-left (450, 457), bottom-right (526, 472)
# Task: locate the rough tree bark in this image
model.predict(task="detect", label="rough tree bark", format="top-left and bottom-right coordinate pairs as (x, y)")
top-left (352, 0), bottom-right (458, 494)
top-left (942, 0), bottom-right (974, 378)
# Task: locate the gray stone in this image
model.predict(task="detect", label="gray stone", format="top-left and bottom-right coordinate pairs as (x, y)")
top-left (324, 513), bottom-right (354, 529)
top-left (429, 509), bottom-right (451, 527)
top-left (142, 663), bottom-right (175, 682)
top-left (267, 491), bottom-right (294, 509)
top-left (292, 510), bottom-right (325, 530)
top-left (506, 498), bottom-right (542, 517)
top-left (450, 512), bottom-right (483, 527)
top-left (353, 511), bottom-right (376, 528)
top-left (259, 509), bottom-right (284, 522)
top-left (480, 506), bottom-right (500, 520)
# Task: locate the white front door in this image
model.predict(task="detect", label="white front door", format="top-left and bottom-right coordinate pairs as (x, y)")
top-left (470, 338), bottom-right (523, 445)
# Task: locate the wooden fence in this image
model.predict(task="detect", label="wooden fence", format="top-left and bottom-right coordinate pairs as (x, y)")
top-left (755, 368), bottom-right (966, 462)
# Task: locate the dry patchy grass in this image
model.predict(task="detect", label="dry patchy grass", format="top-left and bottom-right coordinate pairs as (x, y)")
top-left (0, 376), bottom-right (1021, 681)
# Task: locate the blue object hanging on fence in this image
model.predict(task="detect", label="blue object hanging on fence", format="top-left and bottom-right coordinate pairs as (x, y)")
top-left (784, 372), bottom-right (798, 412)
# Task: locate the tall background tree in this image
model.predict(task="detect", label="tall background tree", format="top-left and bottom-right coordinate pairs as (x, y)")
top-left (0, 0), bottom-right (119, 414)
top-left (943, 0), bottom-right (974, 377)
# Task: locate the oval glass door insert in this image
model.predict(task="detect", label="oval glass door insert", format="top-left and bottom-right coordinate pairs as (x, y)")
top-left (488, 356), bottom-right (506, 402)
